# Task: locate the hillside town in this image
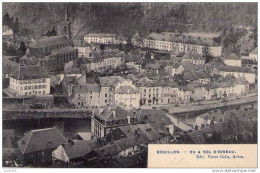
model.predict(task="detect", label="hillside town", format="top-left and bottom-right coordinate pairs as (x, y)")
top-left (2, 3), bottom-right (258, 168)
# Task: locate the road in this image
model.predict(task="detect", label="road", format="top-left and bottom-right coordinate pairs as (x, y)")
top-left (141, 93), bottom-right (257, 114)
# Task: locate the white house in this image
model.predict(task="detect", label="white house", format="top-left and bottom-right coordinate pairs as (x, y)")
top-left (224, 53), bottom-right (241, 67)
top-left (9, 65), bottom-right (50, 96)
top-left (219, 66), bottom-right (256, 84)
top-left (115, 84), bottom-right (140, 110)
top-left (168, 63), bottom-right (184, 76)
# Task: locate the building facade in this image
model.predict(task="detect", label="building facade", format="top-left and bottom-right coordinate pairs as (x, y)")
top-left (9, 65), bottom-right (50, 96)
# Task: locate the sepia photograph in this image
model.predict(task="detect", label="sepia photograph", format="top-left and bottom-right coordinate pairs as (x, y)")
top-left (1, 1), bottom-right (258, 169)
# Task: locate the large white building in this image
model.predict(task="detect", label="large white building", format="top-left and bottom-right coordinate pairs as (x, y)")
top-left (84, 33), bottom-right (127, 45)
top-left (9, 65), bottom-right (50, 96)
top-left (132, 32), bottom-right (222, 57)
top-left (84, 50), bottom-right (125, 73)
top-left (114, 81), bottom-right (140, 110)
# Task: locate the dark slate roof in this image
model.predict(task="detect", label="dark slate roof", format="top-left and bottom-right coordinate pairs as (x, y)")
top-left (3, 59), bottom-right (19, 74)
top-left (187, 131), bottom-right (207, 144)
top-left (94, 144), bottom-right (121, 158)
top-left (138, 109), bottom-right (172, 125)
top-left (29, 36), bottom-right (69, 48)
top-left (85, 33), bottom-right (117, 38)
top-left (3, 129), bottom-right (15, 139)
top-left (219, 66), bottom-right (254, 73)
top-left (11, 65), bottom-right (50, 80)
top-left (73, 83), bottom-right (101, 94)
top-left (115, 86), bottom-right (139, 94)
top-left (51, 47), bottom-right (76, 55)
top-left (182, 52), bottom-right (205, 60)
top-left (225, 53), bottom-right (241, 60)
top-left (95, 105), bottom-right (132, 121)
top-left (99, 76), bottom-right (126, 87)
top-left (113, 136), bottom-right (138, 151)
top-left (62, 139), bottom-right (96, 159)
top-left (18, 127), bottom-right (67, 154)
top-left (118, 123), bottom-right (163, 143)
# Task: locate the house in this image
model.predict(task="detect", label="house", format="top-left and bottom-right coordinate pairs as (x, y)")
top-left (52, 139), bottom-right (98, 165)
top-left (224, 53), bottom-right (241, 67)
top-left (167, 63), bottom-right (184, 76)
top-left (17, 127), bottom-right (67, 166)
top-left (98, 75), bottom-right (127, 106)
top-left (74, 42), bottom-right (98, 58)
top-left (85, 50), bottom-right (125, 73)
top-left (84, 33), bottom-right (127, 45)
top-left (182, 52), bottom-right (206, 65)
top-left (114, 80), bottom-right (141, 110)
top-left (91, 105), bottom-right (138, 138)
top-left (182, 71), bottom-right (211, 84)
top-left (219, 66), bottom-right (256, 84)
top-left (133, 32), bottom-right (222, 57)
top-left (3, 25), bottom-right (14, 36)
top-left (9, 65), bottom-right (50, 96)
top-left (249, 47), bottom-right (257, 62)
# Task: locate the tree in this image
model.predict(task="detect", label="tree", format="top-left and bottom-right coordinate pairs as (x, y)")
top-left (203, 45), bottom-right (212, 63)
top-left (100, 44), bottom-right (106, 50)
top-left (3, 13), bottom-right (11, 26)
top-left (50, 26), bottom-right (57, 36)
top-left (19, 42), bottom-right (27, 54)
top-left (13, 17), bottom-right (19, 34)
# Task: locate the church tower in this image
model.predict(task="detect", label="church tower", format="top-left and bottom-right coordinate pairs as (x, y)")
top-left (60, 3), bottom-right (72, 39)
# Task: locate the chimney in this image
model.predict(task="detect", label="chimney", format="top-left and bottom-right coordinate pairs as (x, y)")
top-left (68, 139), bottom-right (74, 145)
top-left (127, 115), bottom-right (131, 124)
top-left (113, 110), bottom-right (116, 118)
top-left (127, 89), bottom-right (130, 93)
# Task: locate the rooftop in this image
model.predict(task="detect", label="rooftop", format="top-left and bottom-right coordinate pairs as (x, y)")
top-left (29, 36), bottom-right (69, 48)
top-left (11, 65), bottom-right (50, 80)
top-left (115, 86), bottom-right (139, 94)
top-left (85, 33), bottom-right (117, 38)
top-left (225, 53), bottom-right (241, 60)
top-left (219, 65), bottom-right (254, 73)
top-left (18, 127), bottom-right (66, 154)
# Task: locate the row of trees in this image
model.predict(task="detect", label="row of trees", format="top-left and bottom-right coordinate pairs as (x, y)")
top-left (3, 13), bottom-right (19, 34)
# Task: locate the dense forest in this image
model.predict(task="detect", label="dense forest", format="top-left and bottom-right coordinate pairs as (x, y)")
top-left (3, 2), bottom-right (257, 39)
